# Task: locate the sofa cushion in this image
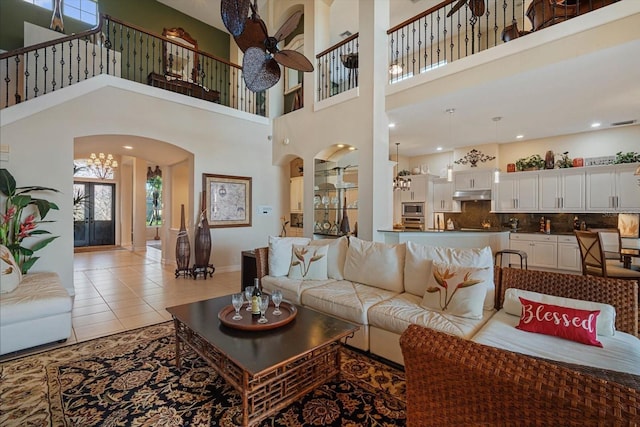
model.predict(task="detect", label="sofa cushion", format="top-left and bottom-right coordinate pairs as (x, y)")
top-left (0, 272), bottom-right (71, 324)
top-left (343, 237), bottom-right (405, 292)
top-left (300, 280), bottom-right (398, 325)
top-left (405, 242), bottom-right (494, 310)
top-left (516, 297), bottom-right (602, 347)
top-left (420, 263), bottom-right (491, 319)
top-left (368, 293), bottom-right (494, 338)
top-left (309, 236), bottom-right (348, 280)
top-left (288, 244), bottom-right (328, 280)
top-left (503, 288), bottom-right (616, 336)
top-left (261, 275), bottom-right (334, 305)
top-left (268, 236), bottom-right (310, 277)
top-left (0, 245), bottom-right (22, 294)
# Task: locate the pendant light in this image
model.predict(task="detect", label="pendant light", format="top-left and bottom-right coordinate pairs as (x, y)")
top-left (393, 143), bottom-right (411, 191)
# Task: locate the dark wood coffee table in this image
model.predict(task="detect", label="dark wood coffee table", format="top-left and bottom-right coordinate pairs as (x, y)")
top-left (166, 295), bottom-right (359, 426)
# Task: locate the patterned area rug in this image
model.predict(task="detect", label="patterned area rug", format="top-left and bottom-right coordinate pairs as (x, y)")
top-left (0, 322), bottom-right (406, 426)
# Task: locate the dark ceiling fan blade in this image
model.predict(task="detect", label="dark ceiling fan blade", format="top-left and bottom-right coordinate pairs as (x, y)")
top-left (274, 10), bottom-right (303, 42)
top-left (470, 0), bottom-right (485, 17)
top-left (234, 16), bottom-right (269, 52)
top-left (274, 50), bottom-right (314, 72)
top-left (446, 0), bottom-right (469, 18)
top-left (220, 0), bottom-right (251, 37)
top-left (243, 47), bottom-right (281, 92)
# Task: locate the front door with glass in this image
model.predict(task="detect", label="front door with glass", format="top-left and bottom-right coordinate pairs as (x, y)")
top-left (73, 182), bottom-right (116, 247)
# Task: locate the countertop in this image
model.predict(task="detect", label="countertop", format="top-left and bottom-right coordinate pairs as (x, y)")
top-left (380, 229), bottom-right (577, 236)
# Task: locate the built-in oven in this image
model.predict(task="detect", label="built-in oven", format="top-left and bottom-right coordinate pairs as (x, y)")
top-left (402, 216), bottom-right (425, 231)
top-left (402, 202), bottom-right (425, 218)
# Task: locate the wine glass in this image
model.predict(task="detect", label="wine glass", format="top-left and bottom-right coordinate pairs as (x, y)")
top-left (231, 293), bottom-right (244, 320)
top-left (244, 286), bottom-right (254, 311)
top-left (258, 295), bottom-right (269, 324)
top-left (271, 290), bottom-right (283, 316)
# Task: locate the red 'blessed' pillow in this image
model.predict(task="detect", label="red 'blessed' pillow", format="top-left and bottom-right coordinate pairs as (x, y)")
top-left (516, 297), bottom-right (602, 347)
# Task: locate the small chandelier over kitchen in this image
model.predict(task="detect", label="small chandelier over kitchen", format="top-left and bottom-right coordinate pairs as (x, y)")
top-left (393, 143), bottom-right (411, 191)
top-left (87, 152), bottom-right (118, 179)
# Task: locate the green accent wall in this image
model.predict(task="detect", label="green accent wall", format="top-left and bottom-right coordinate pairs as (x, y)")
top-left (0, 0), bottom-right (229, 60)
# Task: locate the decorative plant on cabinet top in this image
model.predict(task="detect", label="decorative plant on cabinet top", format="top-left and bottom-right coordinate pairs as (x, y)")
top-left (0, 168), bottom-right (59, 274)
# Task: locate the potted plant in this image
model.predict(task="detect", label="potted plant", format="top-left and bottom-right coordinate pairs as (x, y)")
top-left (515, 154), bottom-right (545, 171)
top-left (555, 151), bottom-right (573, 168)
top-left (614, 151), bottom-right (640, 164)
top-left (0, 168), bottom-right (60, 274)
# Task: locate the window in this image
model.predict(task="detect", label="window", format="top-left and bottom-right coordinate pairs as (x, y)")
top-left (22, 0), bottom-right (53, 9)
top-left (64, 0), bottom-right (98, 25)
top-left (22, 0), bottom-right (98, 26)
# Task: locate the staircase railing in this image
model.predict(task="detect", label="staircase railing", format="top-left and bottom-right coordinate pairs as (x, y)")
top-left (316, 33), bottom-right (359, 102)
top-left (0, 14), bottom-right (267, 116)
top-left (387, 0), bottom-right (619, 84)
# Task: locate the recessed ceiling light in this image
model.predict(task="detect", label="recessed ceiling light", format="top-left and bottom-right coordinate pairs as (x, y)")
top-left (337, 144), bottom-right (345, 148)
top-left (591, 122), bottom-right (601, 128)
top-left (516, 135), bottom-right (524, 139)
top-left (123, 145), bottom-right (133, 150)
top-left (388, 123), bottom-right (396, 128)
top-left (436, 146), bottom-right (443, 151)
top-left (348, 147), bottom-right (356, 151)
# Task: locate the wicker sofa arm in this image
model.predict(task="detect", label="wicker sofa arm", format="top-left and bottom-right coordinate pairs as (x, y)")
top-left (400, 324), bottom-right (640, 427)
top-left (254, 247), bottom-right (269, 285)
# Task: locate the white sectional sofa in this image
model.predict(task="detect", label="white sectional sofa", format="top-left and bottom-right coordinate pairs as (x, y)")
top-left (256, 236), bottom-right (640, 377)
top-left (0, 272), bottom-right (73, 355)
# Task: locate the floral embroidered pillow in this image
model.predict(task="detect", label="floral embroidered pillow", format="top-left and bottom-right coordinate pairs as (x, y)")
top-left (420, 262), bottom-right (491, 319)
top-left (287, 244), bottom-right (328, 280)
top-left (0, 244), bottom-right (22, 294)
top-left (516, 297), bottom-right (602, 347)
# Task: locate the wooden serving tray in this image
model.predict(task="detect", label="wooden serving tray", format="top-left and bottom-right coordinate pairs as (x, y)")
top-left (218, 301), bottom-right (297, 331)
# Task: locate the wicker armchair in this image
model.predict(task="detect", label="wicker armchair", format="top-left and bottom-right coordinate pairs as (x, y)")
top-left (401, 268), bottom-right (639, 426)
top-left (400, 325), bottom-right (640, 426)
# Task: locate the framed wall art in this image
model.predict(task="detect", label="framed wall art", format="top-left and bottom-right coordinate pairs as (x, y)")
top-left (203, 174), bottom-right (252, 228)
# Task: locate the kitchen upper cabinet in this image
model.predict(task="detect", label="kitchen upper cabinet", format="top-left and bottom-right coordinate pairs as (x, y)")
top-left (400, 174), bottom-right (427, 203)
top-left (431, 178), bottom-right (458, 212)
top-left (538, 169), bottom-right (585, 212)
top-left (454, 170), bottom-right (492, 191)
top-left (290, 176), bottom-right (304, 213)
top-left (586, 164), bottom-right (640, 212)
top-left (493, 173), bottom-right (538, 212)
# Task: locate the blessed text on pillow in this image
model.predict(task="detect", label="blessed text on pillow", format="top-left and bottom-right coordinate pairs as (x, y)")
top-left (516, 297), bottom-right (602, 347)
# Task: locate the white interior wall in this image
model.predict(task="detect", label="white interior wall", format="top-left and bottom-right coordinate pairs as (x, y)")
top-left (0, 75), bottom-right (275, 294)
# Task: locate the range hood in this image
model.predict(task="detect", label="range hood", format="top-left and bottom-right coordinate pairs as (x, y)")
top-left (452, 190), bottom-right (492, 201)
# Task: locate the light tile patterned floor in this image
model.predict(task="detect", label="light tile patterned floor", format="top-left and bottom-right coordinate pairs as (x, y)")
top-left (1, 245), bottom-right (240, 360)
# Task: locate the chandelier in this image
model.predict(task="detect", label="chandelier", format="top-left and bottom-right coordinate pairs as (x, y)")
top-left (393, 143), bottom-right (411, 191)
top-left (87, 152), bottom-right (118, 179)
top-left (147, 165), bottom-right (162, 180)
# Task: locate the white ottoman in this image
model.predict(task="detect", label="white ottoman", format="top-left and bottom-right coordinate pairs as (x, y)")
top-left (0, 272), bottom-right (72, 355)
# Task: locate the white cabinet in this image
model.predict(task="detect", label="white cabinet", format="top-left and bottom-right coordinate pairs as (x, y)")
top-left (431, 179), bottom-right (458, 212)
top-left (585, 164), bottom-right (640, 212)
top-left (290, 176), bottom-right (304, 213)
top-left (557, 235), bottom-right (581, 272)
top-left (400, 174), bottom-right (427, 202)
top-left (509, 233), bottom-right (558, 270)
top-left (538, 169), bottom-right (585, 212)
top-left (454, 170), bottom-right (492, 191)
top-left (494, 173), bottom-right (538, 212)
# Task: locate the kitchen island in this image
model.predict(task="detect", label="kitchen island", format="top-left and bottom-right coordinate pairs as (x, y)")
top-left (379, 229), bottom-right (510, 255)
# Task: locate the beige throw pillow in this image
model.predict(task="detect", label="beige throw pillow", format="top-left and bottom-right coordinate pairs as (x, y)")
top-left (268, 236), bottom-right (311, 276)
top-left (309, 235), bottom-right (348, 279)
top-left (287, 244), bottom-right (329, 280)
top-left (420, 262), bottom-right (491, 319)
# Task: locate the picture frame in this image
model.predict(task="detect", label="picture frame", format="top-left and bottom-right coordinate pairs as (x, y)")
top-left (203, 174), bottom-right (252, 228)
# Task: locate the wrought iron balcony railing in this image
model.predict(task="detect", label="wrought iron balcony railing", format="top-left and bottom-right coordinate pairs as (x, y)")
top-left (0, 14), bottom-right (267, 116)
top-left (316, 33), bottom-right (359, 102)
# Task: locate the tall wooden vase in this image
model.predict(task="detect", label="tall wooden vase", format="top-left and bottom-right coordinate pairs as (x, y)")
top-left (192, 195), bottom-right (215, 279)
top-left (339, 197), bottom-right (350, 235)
top-left (175, 204), bottom-right (191, 278)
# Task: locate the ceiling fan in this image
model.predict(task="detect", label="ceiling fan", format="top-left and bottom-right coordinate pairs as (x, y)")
top-left (446, 0), bottom-right (485, 18)
top-left (221, 0), bottom-right (314, 92)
